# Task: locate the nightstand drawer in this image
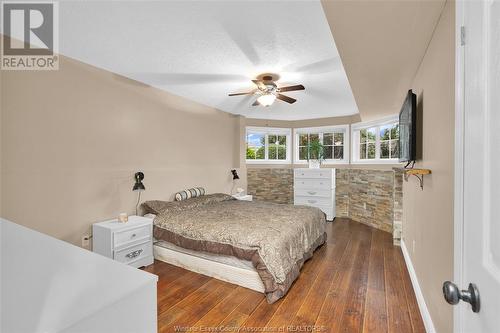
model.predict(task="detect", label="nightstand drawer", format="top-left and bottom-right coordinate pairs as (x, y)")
top-left (114, 225), bottom-right (150, 248)
top-left (114, 241), bottom-right (152, 265)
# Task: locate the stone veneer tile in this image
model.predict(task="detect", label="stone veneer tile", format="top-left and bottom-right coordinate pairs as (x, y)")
top-left (246, 167), bottom-right (401, 234)
top-left (247, 168), bottom-right (293, 204)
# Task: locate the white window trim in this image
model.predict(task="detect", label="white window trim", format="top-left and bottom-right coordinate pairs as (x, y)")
top-left (245, 126), bottom-right (292, 164)
top-left (294, 125), bottom-right (350, 165)
top-left (351, 115), bottom-right (401, 164)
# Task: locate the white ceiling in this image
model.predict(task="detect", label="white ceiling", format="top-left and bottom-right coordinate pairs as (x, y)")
top-left (54, 0), bottom-right (358, 121)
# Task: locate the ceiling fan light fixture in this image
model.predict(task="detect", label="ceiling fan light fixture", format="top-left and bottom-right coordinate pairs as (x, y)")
top-left (257, 93), bottom-right (276, 107)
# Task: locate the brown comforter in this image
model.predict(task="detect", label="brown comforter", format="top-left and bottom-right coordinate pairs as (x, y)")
top-left (144, 194), bottom-right (326, 303)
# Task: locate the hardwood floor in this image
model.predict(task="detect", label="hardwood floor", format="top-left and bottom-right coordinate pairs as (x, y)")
top-left (143, 218), bottom-right (425, 333)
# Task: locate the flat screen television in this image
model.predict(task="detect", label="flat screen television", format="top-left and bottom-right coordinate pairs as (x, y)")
top-left (399, 89), bottom-right (417, 163)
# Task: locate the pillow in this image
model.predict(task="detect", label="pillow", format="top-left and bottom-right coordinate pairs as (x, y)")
top-left (175, 187), bottom-right (205, 201)
top-left (141, 193), bottom-right (235, 215)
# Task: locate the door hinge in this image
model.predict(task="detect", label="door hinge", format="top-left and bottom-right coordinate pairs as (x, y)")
top-left (461, 26), bottom-right (466, 46)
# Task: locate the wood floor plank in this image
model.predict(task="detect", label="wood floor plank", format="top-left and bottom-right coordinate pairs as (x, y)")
top-left (396, 249), bottom-right (426, 333)
top-left (145, 219), bottom-right (425, 333)
top-left (159, 283), bottom-right (236, 332)
top-left (363, 230), bottom-right (389, 333)
top-left (384, 237), bottom-right (413, 333)
top-left (293, 228), bottom-right (351, 327)
top-left (194, 287), bottom-right (258, 329)
top-left (337, 225), bottom-right (372, 332)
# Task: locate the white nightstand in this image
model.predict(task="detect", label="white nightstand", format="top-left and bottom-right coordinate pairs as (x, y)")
top-left (93, 215), bottom-right (154, 268)
top-left (232, 194), bottom-right (253, 201)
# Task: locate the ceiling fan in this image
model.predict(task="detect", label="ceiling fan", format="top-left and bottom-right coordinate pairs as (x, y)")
top-left (228, 74), bottom-right (305, 107)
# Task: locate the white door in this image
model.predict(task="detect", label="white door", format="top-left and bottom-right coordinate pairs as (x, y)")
top-left (452, 1), bottom-right (500, 332)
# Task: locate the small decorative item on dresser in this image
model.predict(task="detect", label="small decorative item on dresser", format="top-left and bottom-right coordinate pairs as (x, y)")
top-left (118, 212), bottom-right (128, 223)
top-left (307, 140), bottom-right (324, 169)
top-left (92, 215), bottom-right (153, 268)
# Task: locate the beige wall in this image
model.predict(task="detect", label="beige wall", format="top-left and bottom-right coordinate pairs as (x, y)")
top-left (0, 55), bottom-right (243, 246)
top-left (402, 1), bottom-right (455, 333)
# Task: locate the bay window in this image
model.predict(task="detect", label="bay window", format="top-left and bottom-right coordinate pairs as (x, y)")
top-left (294, 125), bottom-right (349, 164)
top-left (246, 127), bottom-right (291, 164)
top-left (352, 116), bottom-right (400, 163)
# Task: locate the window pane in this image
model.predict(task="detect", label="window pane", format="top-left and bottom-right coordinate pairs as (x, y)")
top-left (360, 144), bottom-right (367, 159)
top-left (268, 145), bottom-right (276, 159)
top-left (334, 133), bottom-right (344, 146)
top-left (246, 133), bottom-right (264, 160)
top-left (334, 146), bottom-right (344, 159)
top-left (278, 145), bottom-right (286, 159)
top-left (278, 135), bottom-right (286, 145)
top-left (324, 146), bottom-right (333, 159)
top-left (268, 135), bottom-right (276, 145)
top-left (310, 134), bottom-right (319, 143)
top-left (323, 133), bottom-right (333, 145)
top-left (299, 134), bottom-right (308, 146)
top-left (299, 147), bottom-right (308, 160)
top-left (391, 139), bottom-right (399, 158)
top-left (380, 125), bottom-right (391, 140)
top-left (246, 147), bottom-right (256, 159)
top-left (367, 128), bottom-right (376, 142)
top-left (255, 147), bottom-right (265, 159)
top-left (380, 141), bottom-right (390, 159)
top-left (360, 129), bottom-right (367, 143)
top-left (368, 142), bottom-right (376, 158)
top-left (391, 124), bottom-right (399, 140)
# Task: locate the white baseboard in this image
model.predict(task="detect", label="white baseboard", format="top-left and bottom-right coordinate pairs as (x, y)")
top-left (400, 240), bottom-right (437, 333)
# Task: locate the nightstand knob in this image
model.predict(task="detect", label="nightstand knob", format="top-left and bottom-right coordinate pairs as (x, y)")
top-left (131, 233), bottom-right (136, 238)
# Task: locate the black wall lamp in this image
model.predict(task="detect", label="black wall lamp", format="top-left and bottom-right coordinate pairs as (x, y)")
top-left (133, 171), bottom-right (145, 215)
top-left (133, 172), bottom-right (146, 191)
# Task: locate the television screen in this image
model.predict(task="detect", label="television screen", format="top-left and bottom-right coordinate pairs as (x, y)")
top-left (399, 90), bottom-right (417, 162)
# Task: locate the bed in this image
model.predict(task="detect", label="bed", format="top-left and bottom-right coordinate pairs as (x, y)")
top-left (142, 193), bottom-right (326, 303)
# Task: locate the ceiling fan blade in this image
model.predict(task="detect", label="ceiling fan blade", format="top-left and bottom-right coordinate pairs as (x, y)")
top-left (228, 91), bottom-right (254, 96)
top-left (278, 84), bottom-right (305, 92)
top-left (276, 94), bottom-right (297, 104)
top-left (252, 100), bottom-right (260, 106)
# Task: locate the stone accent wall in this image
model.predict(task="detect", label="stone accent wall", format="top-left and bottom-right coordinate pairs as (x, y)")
top-left (247, 168), bottom-right (293, 204)
top-left (347, 169), bottom-right (394, 233)
top-left (246, 167), bottom-right (401, 235)
top-left (392, 169), bottom-right (404, 245)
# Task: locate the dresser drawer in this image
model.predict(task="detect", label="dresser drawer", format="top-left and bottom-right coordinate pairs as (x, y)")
top-left (295, 196), bottom-right (333, 207)
top-left (294, 189), bottom-right (332, 198)
top-left (114, 240), bottom-right (152, 264)
top-left (294, 169), bottom-right (333, 179)
top-left (114, 225), bottom-right (151, 248)
top-left (294, 179), bottom-right (332, 190)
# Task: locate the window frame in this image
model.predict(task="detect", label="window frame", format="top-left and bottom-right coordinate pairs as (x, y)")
top-left (293, 125), bottom-right (350, 165)
top-left (245, 126), bottom-right (292, 164)
top-left (351, 115), bottom-right (400, 164)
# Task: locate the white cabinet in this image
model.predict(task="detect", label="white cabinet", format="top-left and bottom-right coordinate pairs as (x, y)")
top-left (1, 218), bottom-right (157, 333)
top-left (93, 216), bottom-right (154, 268)
top-left (294, 168), bottom-right (336, 221)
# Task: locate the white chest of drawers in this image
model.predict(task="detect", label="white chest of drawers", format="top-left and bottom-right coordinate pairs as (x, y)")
top-left (294, 168), bottom-right (336, 221)
top-left (93, 215), bottom-right (154, 268)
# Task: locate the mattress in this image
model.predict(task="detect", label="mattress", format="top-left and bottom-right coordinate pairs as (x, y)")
top-left (154, 240), bottom-right (255, 271)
